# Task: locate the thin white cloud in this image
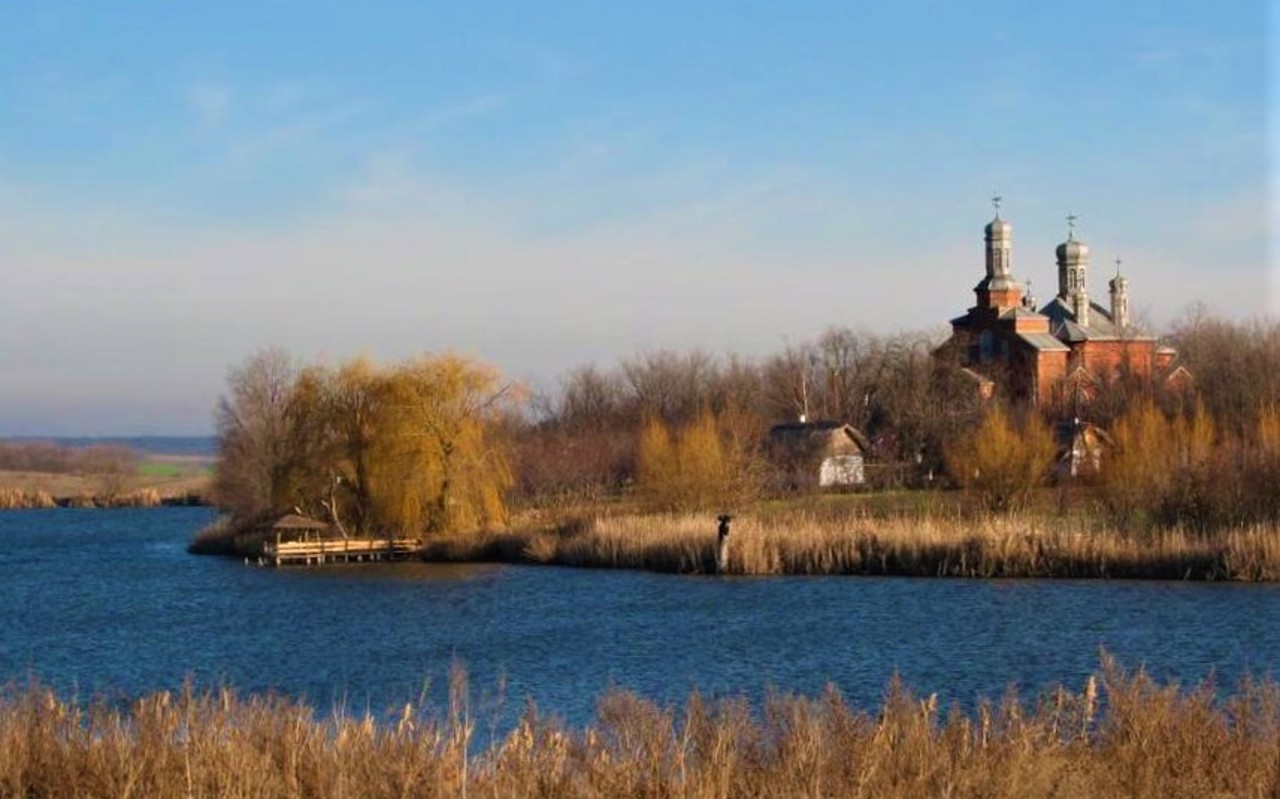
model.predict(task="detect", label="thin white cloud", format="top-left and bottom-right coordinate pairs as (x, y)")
top-left (187, 84), bottom-right (232, 128)
top-left (221, 98), bottom-right (368, 170)
top-left (1192, 188), bottom-right (1271, 243)
top-left (474, 36), bottom-right (584, 87)
top-left (179, 82), bottom-right (370, 177)
top-left (413, 94), bottom-right (508, 133)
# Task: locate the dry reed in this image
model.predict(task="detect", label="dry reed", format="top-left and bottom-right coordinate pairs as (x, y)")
top-left (425, 509), bottom-right (1280, 580)
top-left (2, 657), bottom-right (1278, 797)
top-left (0, 488), bottom-right (56, 509)
top-left (0, 487), bottom-right (164, 510)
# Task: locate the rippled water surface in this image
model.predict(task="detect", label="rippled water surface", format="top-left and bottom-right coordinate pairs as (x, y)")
top-left (3, 508), bottom-right (1280, 724)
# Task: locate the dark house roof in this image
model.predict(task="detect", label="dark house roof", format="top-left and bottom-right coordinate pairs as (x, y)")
top-left (767, 421), bottom-right (871, 453)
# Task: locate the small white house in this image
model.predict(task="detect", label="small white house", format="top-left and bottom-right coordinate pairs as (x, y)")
top-left (767, 421), bottom-right (871, 491)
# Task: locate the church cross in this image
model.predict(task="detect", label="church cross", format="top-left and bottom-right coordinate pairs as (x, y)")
top-left (991, 192), bottom-right (1003, 215)
top-left (1114, 256), bottom-right (1123, 276)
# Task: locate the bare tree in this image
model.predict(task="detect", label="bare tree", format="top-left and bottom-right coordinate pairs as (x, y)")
top-left (1169, 311), bottom-right (1280, 435)
top-left (620, 349), bottom-right (718, 425)
top-left (761, 343), bottom-right (813, 422)
top-left (557, 364), bottom-right (625, 431)
top-left (212, 348), bottom-right (299, 521)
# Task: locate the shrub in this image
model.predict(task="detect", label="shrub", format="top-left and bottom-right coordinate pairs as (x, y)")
top-left (636, 410), bottom-right (759, 512)
top-left (943, 405), bottom-right (1055, 513)
top-left (1102, 401), bottom-right (1226, 531)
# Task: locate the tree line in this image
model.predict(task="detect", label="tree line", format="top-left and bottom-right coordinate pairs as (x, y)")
top-left (513, 329), bottom-right (985, 504)
top-left (0, 442), bottom-right (137, 477)
top-left (212, 311), bottom-right (1280, 535)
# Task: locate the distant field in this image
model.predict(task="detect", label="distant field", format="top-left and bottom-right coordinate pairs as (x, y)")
top-left (0, 436), bottom-right (215, 457)
top-left (0, 453), bottom-right (212, 500)
top-left (137, 455), bottom-right (214, 479)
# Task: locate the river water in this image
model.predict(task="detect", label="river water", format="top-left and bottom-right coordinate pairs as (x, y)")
top-left (2, 507), bottom-right (1279, 726)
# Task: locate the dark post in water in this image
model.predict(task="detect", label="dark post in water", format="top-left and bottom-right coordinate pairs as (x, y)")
top-left (716, 515), bottom-right (732, 575)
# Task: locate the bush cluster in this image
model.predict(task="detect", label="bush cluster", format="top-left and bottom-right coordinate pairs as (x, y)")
top-left (1101, 402), bottom-right (1280, 533)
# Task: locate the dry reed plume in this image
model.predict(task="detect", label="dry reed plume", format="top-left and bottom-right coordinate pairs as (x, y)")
top-left (0, 488), bottom-right (56, 510)
top-left (0, 488), bottom-right (164, 510)
top-left (425, 509), bottom-right (1280, 580)
top-left (2, 657), bottom-right (1278, 797)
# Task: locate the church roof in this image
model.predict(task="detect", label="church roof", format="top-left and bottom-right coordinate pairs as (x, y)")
top-left (999, 307), bottom-right (1045, 321)
top-left (1017, 332), bottom-right (1071, 352)
top-left (974, 275), bottom-right (1020, 292)
top-left (1056, 238), bottom-right (1089, 260)
top-left (1038, 296), bottom-right (1154, 342)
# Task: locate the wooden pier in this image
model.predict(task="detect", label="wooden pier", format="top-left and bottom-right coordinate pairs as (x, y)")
top-left (255, 513), bottom-right (421, 567)
top-left (260, 536), bottom-right (422, 567)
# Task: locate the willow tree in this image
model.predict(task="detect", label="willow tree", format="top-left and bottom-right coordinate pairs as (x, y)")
top-left (366, 355), bottom-right (514, 536)
top-left (315, 358), bottom-right (382, 532)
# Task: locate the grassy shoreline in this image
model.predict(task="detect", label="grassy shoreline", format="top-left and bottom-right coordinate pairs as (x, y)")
top-left (0, 486), bottom-right (209, 509)
top-left (190, 488), bottom-right (1280, 581)
top-left (4, 658), bottom-right (1278, 797)
top-left (0, 462), bottom-right (211, 509)
top-left (422, 506), bottom-right (1280, 581)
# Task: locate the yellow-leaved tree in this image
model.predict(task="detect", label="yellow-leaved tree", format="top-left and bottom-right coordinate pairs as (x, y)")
top-left (1246, 404), bottom-right (1280, 524)
top-left (636, 409), bottom-right (758, 511)
top-left (1103, 400), bottom-right (1217, 529)
top-left (944, 405), bottom-right (1056, 513)
top-left (282, 357), bottom-right (384, 534)
top-left (366, 355), bottom-right (515, 536)
top-left (636, 415), bottom-right (678, 509)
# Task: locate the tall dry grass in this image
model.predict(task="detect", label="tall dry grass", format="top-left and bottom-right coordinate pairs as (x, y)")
top-left (0, 488), bottom-right (56, 509)
top-left (425, 509), bottom-right (1280, 580)
top-left (2, 657), bottom-right (1278, 797)
top-left (0, 487), bottom-right (163, 510)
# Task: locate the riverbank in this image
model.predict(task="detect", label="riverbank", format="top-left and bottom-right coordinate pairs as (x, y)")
top-left (423, 504), bottom-right (1280, 581)
top-left (3, 658), bottom-right (1275, 797)
top-left (189, 487), bottom-right (1280, 580)
top-left (0, 486), bottom-right (209, 509)
top-left (188, 501), bottom-right (1280, 580)
top-left (0, 462), bottom-right (211, 509)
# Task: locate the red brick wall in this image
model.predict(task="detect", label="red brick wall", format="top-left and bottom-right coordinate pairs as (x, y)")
top-left (1035, 351), bottom-right (1068, 405)
top-left (1072, 340), bottom-right (1155, 379)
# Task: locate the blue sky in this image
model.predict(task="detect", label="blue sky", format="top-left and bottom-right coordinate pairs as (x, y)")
top-left (0, 0), bottom-right (1271, 433)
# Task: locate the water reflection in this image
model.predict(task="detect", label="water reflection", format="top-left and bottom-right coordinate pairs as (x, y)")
top-left (280, 561), bottom-right (505, 583)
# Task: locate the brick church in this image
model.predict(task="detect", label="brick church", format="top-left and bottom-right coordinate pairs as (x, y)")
top-left (944, 202), bottom-right (1188, 407)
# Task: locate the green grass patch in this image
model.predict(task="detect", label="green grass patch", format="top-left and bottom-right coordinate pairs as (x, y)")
top-left (138, 463), bottom-right (183, 478)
